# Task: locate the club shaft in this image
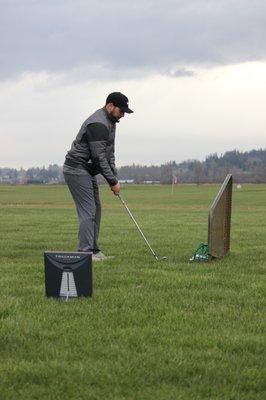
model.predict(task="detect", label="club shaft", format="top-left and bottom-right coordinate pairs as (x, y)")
top-left (118, 194), bottom-right (158, 260)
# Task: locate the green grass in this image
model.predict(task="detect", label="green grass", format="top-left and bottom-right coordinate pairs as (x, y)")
top-left (0, 184), bottom-right (265, 400)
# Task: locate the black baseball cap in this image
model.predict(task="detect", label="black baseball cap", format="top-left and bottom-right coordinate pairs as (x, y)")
top-left (106, 92), bottom-right (133, 113)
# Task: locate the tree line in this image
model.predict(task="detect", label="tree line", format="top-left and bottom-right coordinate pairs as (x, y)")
top-left (117, 148), bottom-right (266, 183)
top-left (0, 149), bottom-right (265, 184)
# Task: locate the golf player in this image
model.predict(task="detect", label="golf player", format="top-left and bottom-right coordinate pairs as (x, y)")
top-left (63, 92), bottom-right (133, 261)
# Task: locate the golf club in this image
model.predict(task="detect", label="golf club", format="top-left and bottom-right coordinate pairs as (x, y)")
top-left (118, 194), bottom-right (167, 261)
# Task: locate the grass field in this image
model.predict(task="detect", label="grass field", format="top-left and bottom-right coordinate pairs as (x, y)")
top-left (0, 183), bottom-right (265, 400)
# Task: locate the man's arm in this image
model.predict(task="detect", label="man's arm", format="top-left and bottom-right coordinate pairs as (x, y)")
top-left (109, 142), bottom-right (118, 176)
top-left (86, 123), bottom-right (118, 187)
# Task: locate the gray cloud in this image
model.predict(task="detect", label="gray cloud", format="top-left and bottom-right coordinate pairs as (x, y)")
top-left (168, 68), bottom-right (195, 78)
top-left (0, 0), bottom-right (266, 81)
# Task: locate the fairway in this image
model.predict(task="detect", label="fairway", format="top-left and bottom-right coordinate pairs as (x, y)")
top-left (0, 184), bottom-right (265, 400)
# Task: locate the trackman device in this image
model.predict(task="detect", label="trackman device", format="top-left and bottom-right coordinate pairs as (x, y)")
top-left (44, 252), bottom-right (92, 300)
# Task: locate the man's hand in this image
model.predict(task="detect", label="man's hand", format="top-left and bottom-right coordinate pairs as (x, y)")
top-left (110, 182), bottom-right (121, 196)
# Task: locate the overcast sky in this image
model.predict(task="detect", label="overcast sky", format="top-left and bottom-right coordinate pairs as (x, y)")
top-left (0, 0), bottom-right (265, 168)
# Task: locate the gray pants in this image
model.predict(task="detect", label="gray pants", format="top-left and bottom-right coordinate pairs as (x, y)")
top-left (63, 169), bottom-right (101, 253)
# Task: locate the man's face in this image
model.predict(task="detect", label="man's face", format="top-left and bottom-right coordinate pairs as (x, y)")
top-left (109, 104), bottom-right (125, 120)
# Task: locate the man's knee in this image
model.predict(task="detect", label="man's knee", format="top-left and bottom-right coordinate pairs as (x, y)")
top-left (80, 210), bottom-right (96, 223)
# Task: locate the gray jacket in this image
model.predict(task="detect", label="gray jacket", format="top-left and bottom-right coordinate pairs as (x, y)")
top-left (64, 108), bottom-right (118, 186)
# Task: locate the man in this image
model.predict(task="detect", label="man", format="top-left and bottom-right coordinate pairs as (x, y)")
top-left (63, 92), bottom-right (133, 261)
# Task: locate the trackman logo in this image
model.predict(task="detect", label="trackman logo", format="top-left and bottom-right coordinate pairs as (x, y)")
top-left (55, 255), bottom-right (81, 259)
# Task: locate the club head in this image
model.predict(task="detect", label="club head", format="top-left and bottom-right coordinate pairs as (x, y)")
top-left (155, 256), bottom-right (167, 261)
